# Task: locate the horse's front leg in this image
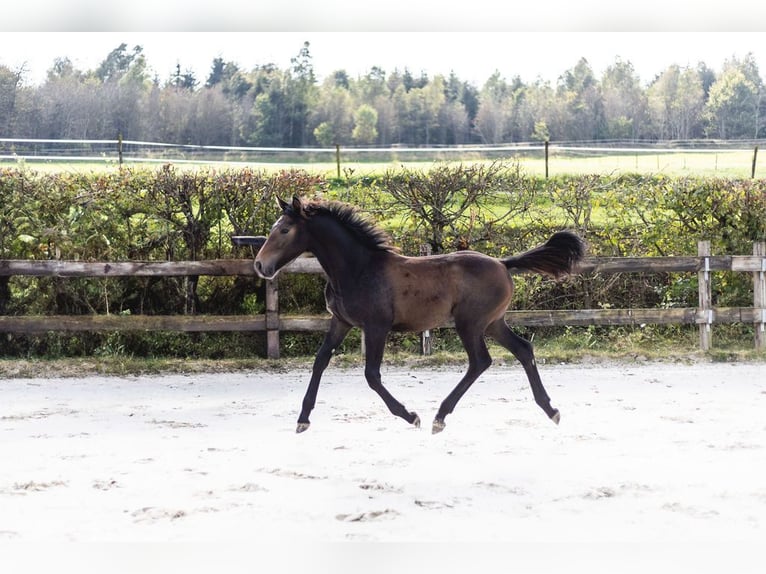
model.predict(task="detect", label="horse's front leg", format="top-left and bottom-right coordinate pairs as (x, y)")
top-left (296, 317), bottom-right (352, 433)
top-left (363, 327), bottom-right (420, 428)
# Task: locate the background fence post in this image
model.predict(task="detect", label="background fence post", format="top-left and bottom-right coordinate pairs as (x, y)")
top-left (420, 244), bottom-right (433, 355)
top-left (698, 240), bottom-right (712, 351)
top-left (752, 145), bottom-right (759, 179)
top-left (544, 140), bottom-right (549, 179)
top-left (265, 278), bottom-right (280, 359)
top-left (754, 241), bottom-right (766, 350)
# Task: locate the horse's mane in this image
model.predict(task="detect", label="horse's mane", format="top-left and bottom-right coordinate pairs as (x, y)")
top-left (304, 200), bottom-right (398, 253)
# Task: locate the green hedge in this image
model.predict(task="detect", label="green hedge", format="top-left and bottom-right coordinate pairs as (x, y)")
top-left (1, 164), bottom-right (764, 358)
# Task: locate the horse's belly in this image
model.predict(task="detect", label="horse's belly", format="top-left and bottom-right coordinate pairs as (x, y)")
top-left (391, 295), bottom-right (453, 332)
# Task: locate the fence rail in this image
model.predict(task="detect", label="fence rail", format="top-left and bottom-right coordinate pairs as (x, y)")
top-left (0, 137), bottom-right (762, 178)
top-left (1, 241), bottom-right (764, 357)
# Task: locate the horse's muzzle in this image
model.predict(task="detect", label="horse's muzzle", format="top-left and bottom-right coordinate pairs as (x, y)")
top-left (254, 259), bottom-right (266, 277)
top-left (254, 258), bottom-right (277, 280)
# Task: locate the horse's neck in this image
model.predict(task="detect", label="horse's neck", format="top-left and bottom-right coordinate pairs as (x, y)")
top-left (308, 221), bottom-right (372, 288)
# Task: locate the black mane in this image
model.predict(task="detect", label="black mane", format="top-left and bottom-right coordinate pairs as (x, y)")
top-left (305, 200), bottom-right (397, 252)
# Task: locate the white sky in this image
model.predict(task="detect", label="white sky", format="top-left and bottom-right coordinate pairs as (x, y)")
top-left (1, 3), bottom-right (766, 88)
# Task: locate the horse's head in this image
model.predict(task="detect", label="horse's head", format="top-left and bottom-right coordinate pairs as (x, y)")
top-left (254, 195), bottom-right (310, 279)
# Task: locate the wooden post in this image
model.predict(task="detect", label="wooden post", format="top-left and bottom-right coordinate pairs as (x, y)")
top-left (752, 146), bottom-right (759, 179)
top-left (118, 133), bottom-right (123, 166)
top-left (754, 242), bottom-right (766, 351)
top-left (420, 244), bottom-right (433, 355)
top-left (0, 276), bottom-right (9, 314)
top-left (544, 140), bottom-right (549, 179)
top-left (335, 144), bottom-right (341, 179)
top-left (265, 277), bottom-right (280, 359)
top-left (698, 241), bottom-right (712, 351)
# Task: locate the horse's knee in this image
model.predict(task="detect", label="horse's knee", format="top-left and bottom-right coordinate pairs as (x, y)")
top-left (475, 353), bottom-right (492, 374)
top-left (514, 336), bottom-right (535, 364)
top-left (312, 351), bottom-right (332, 373)
top-left (364, 366), bottom-right (381, 388)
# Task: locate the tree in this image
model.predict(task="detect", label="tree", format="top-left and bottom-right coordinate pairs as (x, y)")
top-left (331, 70), bottom-right (350, 89)
top-left (601, 58), bottom-right (649, 140)
top-left (207, 59), bottom-right (253, 99)
top-left (0, 65), bottom-right (23, 134)
top-left (557, 58), bottom-right (606, 141)
top-left (245, 66), bottom-right (287, 146)
top-left (283, 41), bottom-right (318, 146)
top-left (675, 67), bottom-right (706, 139)
top-left (439, 72), bottom-right (479, 145)
top-left (420, 75), bottom-right (446, 145)
top-left (532, 120), bottom-right (550, 142)
top-left (704, 54), bottom-right (763, 138)
top-left (95, 44), bottom-right (144, 83)
top-left (310, 78), bottom-right (353, 145)
top-left (172, 64), bottom-right (198, 91)
top-left (9, 47), bottom-right (766, 149)
top-left (439, 100), bottom-right (470, 144)
top-left (355, 66), bottom-right (387, 101)
top-left (647, 64), bottom-right (705, 140)
top-left (517, 80), bottom-right (559, 141)
top-left (475, 71), bottom-right (511, 144)
top-left (191, 86), bottom-right (234, 145)
top-left (352, 104), bottom-right (378, 144)
top-left (206, 58), bottom-right (226, 87)
top-left (313, 122), bottom-right (335, 147)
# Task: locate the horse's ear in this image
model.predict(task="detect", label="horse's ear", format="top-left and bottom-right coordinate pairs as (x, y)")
top-left (291, 196), bottom-right (306, 218)
top-left (276, 196), bottom-right (290, 212)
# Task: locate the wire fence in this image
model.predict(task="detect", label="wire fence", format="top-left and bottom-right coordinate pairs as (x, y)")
top-left (0, 137), bottom-right (763, 177)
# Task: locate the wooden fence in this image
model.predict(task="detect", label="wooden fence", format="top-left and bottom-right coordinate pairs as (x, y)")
top-left (1, 241), bottom-right (764, 358)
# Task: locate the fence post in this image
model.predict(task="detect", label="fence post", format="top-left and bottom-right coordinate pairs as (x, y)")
top-left (698, 241), bottom-right (713, 351)
top-left (118, 133), bottom-right (123, 166)
top-left (265, 277), bottom-right (280, 359)
top-left (752, 146), bottom-right (759, 179)
top-left (335, 144), bottom-right (341, 179)
top-left (754, 242), bottom-right (766, 351)
top-left (544, 140), bottom-right (549, 179)
top-left (420, 244), bottom-right (433, 355)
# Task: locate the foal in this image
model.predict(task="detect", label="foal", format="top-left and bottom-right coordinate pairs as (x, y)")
top-left (254, 196), bottom-right (585, 434)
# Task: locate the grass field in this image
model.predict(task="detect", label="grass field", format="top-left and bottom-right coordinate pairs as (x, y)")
top-left (2, 148), bottom-right (762, 178)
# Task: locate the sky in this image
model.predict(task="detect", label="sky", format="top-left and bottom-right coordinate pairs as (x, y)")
top-left (2, 3), bottom-right (766, 88)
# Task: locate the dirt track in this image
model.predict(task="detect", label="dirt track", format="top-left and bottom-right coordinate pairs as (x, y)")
top-left (1, 360), bottom-right (765, 544)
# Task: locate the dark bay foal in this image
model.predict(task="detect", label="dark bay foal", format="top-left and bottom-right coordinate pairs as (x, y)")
top-left (253, 196), bottom-right (585, 434)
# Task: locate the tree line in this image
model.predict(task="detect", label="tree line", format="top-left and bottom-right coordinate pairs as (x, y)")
top-left (1, 41), bottom-right (765, 148)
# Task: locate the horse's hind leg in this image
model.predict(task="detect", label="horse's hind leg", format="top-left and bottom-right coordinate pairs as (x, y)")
top-left (433, 322), bottom-right (492, 434)
top-left (296, 316), bottom-right (352, 433)
top-left (486, 319), bottom-right (560, 425)
top-left (363, 328), bottom-right (420, 428)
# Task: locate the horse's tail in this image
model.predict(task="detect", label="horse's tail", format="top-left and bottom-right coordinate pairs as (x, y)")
top-left (502, 231), bottom-right (585, 278)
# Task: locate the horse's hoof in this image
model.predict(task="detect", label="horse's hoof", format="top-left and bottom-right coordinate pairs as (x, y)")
top-left (550, 410), bottom-right (561, 425)
top-left (296, 422), bottom-right (311, 433)
top-left (432, 419), bottom-right (446, 434)
top-left (411, 414), bottom-right (421, 428)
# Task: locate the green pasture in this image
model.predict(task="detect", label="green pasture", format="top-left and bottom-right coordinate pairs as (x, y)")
top-left (2, 148), bottom-right (762, 178)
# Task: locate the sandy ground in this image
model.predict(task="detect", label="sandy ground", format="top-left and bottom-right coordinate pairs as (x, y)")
top-left (1, 360), bottom-right (765, 560)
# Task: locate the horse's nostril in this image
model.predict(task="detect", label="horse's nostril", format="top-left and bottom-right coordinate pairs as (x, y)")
top-left (255, 260), bottom-right (263, 275)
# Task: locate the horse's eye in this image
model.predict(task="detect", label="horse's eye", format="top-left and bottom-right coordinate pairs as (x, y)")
top-left (280, 226), bottom-right (290, 234)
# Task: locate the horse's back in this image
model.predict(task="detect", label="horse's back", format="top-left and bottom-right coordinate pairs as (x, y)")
top-left (387, 251), bottom-right (512, 332)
